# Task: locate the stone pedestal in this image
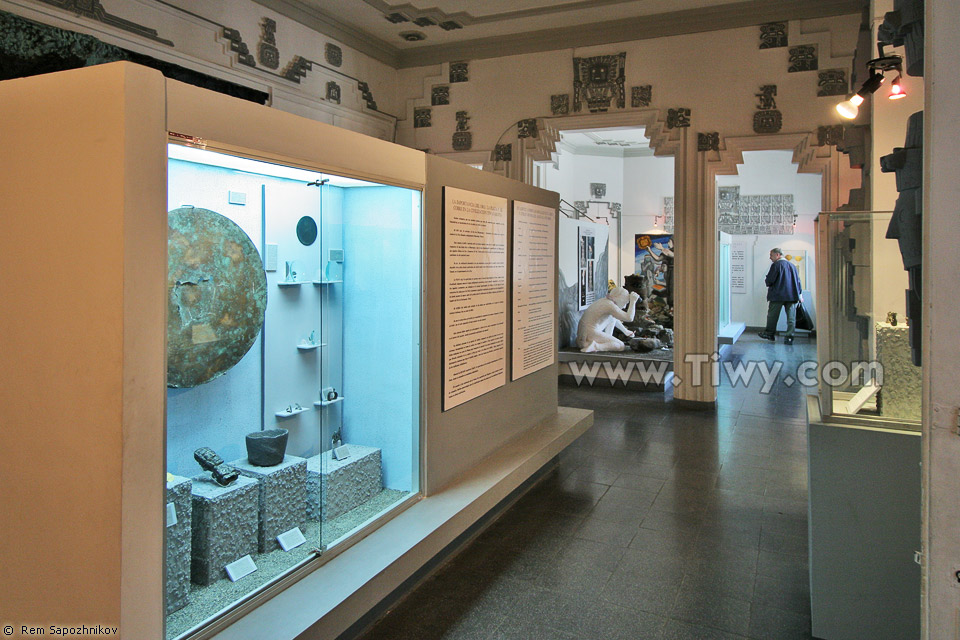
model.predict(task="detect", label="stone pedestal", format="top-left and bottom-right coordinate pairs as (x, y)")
top-left (876, 322), bottom-right (921, 421)
top-left (190, 474), bottom-right (258, 585)
top-left (306, 445), bottom-right (382, 522)
top-left (231, 455), bottom-right (308, 552)
top-left (165, 474), bottom-right (192, 614)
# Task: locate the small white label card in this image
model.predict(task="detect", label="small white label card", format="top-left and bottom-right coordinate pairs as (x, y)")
top-left (166, 502), bottom-right (178, 528)
top-left (228, 190), bottom-right (247, 205)
top-left (332, 445), bottom-right (351, 461)
top-left (277, 527), bottom-right (307, 551)
top-left (265, 244), bottom-right (278, 271)
top-left (225, 555), bottom-right (258, 582)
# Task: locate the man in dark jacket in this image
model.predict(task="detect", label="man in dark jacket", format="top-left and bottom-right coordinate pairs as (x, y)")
top-left (759, 247), bottom-right (802, 344)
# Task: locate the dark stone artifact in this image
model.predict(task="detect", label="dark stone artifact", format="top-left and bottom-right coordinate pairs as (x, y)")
top-left (788, 45), bottom-right (818, 72)
top-left (327, 388), bottom-right (339, 401)
top-left (194, 447), bottom-right (239, 486)
top-left (245, 428), bottom-right (289, 466)
top-left (630, 337), bottom-right (661, 353)
top-left (887, 311), bottom-right (898, 326)
top-left (551, 94), bottom-right (570, 115)
top-left (631, 85), bottom-right (652, 108)
top-left (167, 207), bottom-right (267, 388)
top-left (759, 22), bottom-right (787, 49)
top-left (296, 216), bottom-right (318, 246)
top-left (573, 53), bottom-right (626, 113)
top-left (666, 108), bottom-right (691, 129)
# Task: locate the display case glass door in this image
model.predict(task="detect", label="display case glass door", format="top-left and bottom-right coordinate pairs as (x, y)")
top-left (164, 142), bottom-right (421, 639)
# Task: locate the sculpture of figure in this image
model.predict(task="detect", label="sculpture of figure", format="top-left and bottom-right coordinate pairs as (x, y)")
top-left (576, 287), bottom-right (640, 353)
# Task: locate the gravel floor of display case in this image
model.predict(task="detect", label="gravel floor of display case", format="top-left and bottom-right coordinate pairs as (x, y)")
top-left (165, 488), bottom-right (409, 640)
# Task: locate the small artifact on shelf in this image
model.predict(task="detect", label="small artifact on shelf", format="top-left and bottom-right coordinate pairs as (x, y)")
top-left (630, 337), bottom-right (662, 353)
top-left (285, 260), bottom-right (297, 282)
top-left (887, 311), bottom-right (898, 326)
top-left (331, 428), bottom-right (343, 450)
top-left (326, 387), bottom-right (339, 402)
top-left (245, 428), bottom-right (289, 466)
top-left (194, 447), bottom-right (239, 486)
top-left (330, 430), bottom-right (349, 461)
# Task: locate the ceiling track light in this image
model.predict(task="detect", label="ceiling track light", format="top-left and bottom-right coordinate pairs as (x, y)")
top-left (835, 53), bottom-right (904, 119)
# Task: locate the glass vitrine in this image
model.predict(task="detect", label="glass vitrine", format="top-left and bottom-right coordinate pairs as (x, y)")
top-left (814, 211), bottom-right (920, 426)
top-left (163, 142), bottom-right (421, 638)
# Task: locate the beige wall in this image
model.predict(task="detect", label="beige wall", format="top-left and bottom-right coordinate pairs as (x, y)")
top-left (923, 0), bottom-right (960, 637)
top-left (0, 63), bottom-right (167, 639)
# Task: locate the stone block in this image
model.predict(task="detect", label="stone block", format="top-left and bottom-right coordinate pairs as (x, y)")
top-left (190, 474), bottom-right (258, 585)
top-left (165, 474), bottom-right (192, 614)
top-left (876, 322), bottom-right (921, 421)
top-left (306, 445), bottom-right (382, 522)
top-left (231, 455), bottom-right (308, 552)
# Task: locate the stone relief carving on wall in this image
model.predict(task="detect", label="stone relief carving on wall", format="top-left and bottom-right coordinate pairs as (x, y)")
top-left (817, 69), bottom-right (847, 97)
top-left (817, 124), bottom-right (845, 146)
top-left (324, 43), bottom-right (342, 67)
top-left (759, 22), bottom-right (788, 49)
top-left (453, 111), bottom-right (472, 150)
top-left (573, 53), bottom-right (626, 113)
top-left (551, 94), bottom-right (570, 115)
top-left (258, 17), bottom-right (280, 69)
top-left (698, 132), bottom-right (720, 151)
top-left (666, 108), bottom-right (691, 129)
top-left (517, 119), bottom-right (539, 139)
top-left (788, 45), bottom-right (818, 72)
top-left (590, 183), bottom-right (607, 199)
top-left (36, 0), bottom-right (174, 45)
top-left (326, 81), bottom-right (341, 104)
top-left (631, 85), bottom-right (652, 107)
top-left (414, 107), bottom-right (432, 128)
top-left (494, 144), bottom-right (512, 162)
top-left (717, 186), bottom-right (796, 235)
top-left (432, 85), bottom-right (450, 105)
top-left (753, 85), bottom-right (782, 133)
top-left (450, 62), bottom-right (469, 83)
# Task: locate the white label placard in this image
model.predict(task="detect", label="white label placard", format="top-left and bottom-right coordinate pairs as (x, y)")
top-left (731, 242), bottom-right (747, 294)
top-left (277, 527), bottom-right (307, 551)
top-left (166, 502), bottom-right (178, 528)
top-left (225, 555), bottom-right (257, 582)
top-left (512, 201), bottom-right (557, 380)
top-left (443, 187), bottom-right (508, 411)
top-left (265, 244), bottom-right (278, 271)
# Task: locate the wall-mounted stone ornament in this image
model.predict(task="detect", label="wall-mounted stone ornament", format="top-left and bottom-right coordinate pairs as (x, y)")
top-left (453, 110), bottom-right (471, 150)
top-left (439, 21), bottom-right (462, 30)
top-left (257, 17), bottom-right (280, 70)
top-left (357, 81), bottom-right (377, 110)
top-left (759, 22), bottom-right (788, 49)
top-left (494, 144), bottom-right (512, 162)
top-left (325, 43), bottom-right (342, 67)
top-left (326, 81), bottom-right (340, 104)
top-left (450, 62), bottom-right (469, 83)
top-left (817, 125), bottom-right (845, 147)
top-left (222, 27), bottom-right (255, 67)
top-left (788, 44), bottom-right (818, 72)
top-left (283, 56), bottom-right (311, 83)
top-left (817, 69), bottom-right (848, 97)
top-left (517, 119), bottom-right (539, 139)
top-left (551, 94), bottom-right (570, 115)
top-left (432, 85), bottom-right (450, 105)
top-left (573, 53), bottom-right (626, 113)
top-left (413, 17), bottom-right (436, 27)
top-left (717, 187), bottom-right (796, 235)
top-left (413, 107), bottom-right (432, 128)
top-left (573, 201), bottom-right (588, 216)
top-left (386, 12), bottom-right (409, 23)
top-left (666, 108), bottom-right (691, 129)
top-left (36, 0), bottom-right (174, 45)
top-left (753, 85), bottom-right (782, 133)
top-left (590, 183), bottom-right (607, 199)
top-left (631, 85), bottom-right (652, 107)
top-left (698, 132), bottom-right (720, 152)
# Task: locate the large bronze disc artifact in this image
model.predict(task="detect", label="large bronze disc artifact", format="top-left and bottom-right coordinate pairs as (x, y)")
top-left (167, 207), bottom-right (267, 388)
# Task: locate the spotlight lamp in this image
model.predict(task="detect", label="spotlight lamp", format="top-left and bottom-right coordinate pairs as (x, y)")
top-left (835, 53), bottom-right (904, 119)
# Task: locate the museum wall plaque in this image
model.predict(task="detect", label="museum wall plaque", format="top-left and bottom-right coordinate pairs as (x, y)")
top-left (512, 201), bottom-right (557, 380)
top-left (443, 187), bottom-right (508, 410)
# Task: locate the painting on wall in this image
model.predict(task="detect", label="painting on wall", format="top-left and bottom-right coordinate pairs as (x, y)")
top-left (635, 234), bottom-right (673, 298)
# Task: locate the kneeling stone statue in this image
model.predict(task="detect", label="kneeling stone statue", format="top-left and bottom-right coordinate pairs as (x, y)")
top-left (577, 287), bottom-right (641, 353)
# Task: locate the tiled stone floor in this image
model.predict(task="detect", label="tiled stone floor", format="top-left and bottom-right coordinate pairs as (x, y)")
top-left (358, 335), bottom-right (816, 639)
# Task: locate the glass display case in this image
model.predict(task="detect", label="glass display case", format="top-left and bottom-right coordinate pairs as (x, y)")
top-left (164, 142), bottom-right (421, 638)
top-left (814, 211), bottom-right (920, 426)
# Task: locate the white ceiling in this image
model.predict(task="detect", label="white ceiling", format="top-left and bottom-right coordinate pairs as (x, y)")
top-left (560, 127), bottom-right (653, 157)
top-left (255, 0), bottom-right (864, 67)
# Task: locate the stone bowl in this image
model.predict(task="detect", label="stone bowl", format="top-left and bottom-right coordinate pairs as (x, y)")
top-left (245, 428), bottom-right (289, 466)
